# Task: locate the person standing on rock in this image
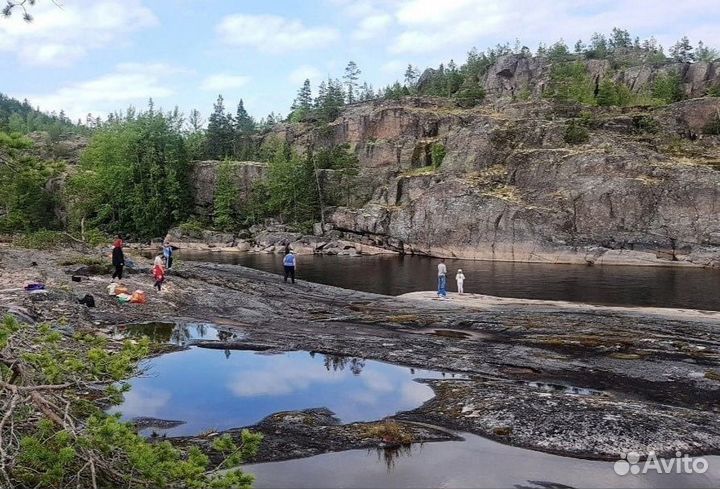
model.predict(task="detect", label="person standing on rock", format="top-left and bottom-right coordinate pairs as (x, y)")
top-left (437, 259), bottom-right (448, 298)
top-left (163, 242), bottom-right (173, 269)
top-left (153, 255), bottom-right (166, 292)
top-left (283, 250), bottom-right (297, 284)
top-left (456, 268), bottom-right (465, 295)
top-left (111, 239), bottom-right (125, 280)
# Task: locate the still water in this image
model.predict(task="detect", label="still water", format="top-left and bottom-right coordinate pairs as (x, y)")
top-left (246, 433), bottom-right (720, 489)
top-left (165, 250), bottom-right (720, 311)
top-left (111, 324), bottom-right (460, 436)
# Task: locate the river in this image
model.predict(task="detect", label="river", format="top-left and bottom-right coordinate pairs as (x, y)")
top-left (153, 250), bottom-right (720, 311)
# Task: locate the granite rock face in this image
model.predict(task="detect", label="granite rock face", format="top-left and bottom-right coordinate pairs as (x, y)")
top-left (262, 95), bottom-right (720, 266)
top-left (425, 54), bottom-right (720, 101)
top-left (189, 160), bottom-right (266, 218)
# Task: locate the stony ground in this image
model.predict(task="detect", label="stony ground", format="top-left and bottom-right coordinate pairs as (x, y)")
top-left (1, 243), bottom-right (719, 462)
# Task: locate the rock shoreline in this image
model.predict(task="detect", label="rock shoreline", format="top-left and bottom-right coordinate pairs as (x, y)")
top-left (1, 245), bottom-right (719, 462)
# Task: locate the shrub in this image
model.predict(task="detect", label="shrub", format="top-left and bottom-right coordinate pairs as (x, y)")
top-left (652, 72), bottom-right (683, 104)
top-left (431, 143), bottom-right (446, 168)
top-left (178, 219), bottom-right (205, 239)
top-left (564, 120), bottom-right (590, 144)
top-left (633, 115), bottom-right (659, 133)
top-left (13, 230), bottom-right (70, 250)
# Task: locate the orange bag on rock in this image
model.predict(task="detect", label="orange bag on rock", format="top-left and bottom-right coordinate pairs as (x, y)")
top-left (130, 290), bottom-right (147, 304)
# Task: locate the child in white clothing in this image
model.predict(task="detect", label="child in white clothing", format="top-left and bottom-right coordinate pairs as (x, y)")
top-left (456, 269), bottom-right (465, 294)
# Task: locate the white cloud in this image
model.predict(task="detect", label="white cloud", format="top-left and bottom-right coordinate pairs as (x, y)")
top-left (0, 0), bottom-right (157, 66)
top-left (23, 62), bottom-right (180, 121)
top-left (227, 357), bottom-right (344, 397)
top-left (381, 59), bottom-right (407, 75)
top-left (200, 74), bottom-right (251, 92)
top-left (216, 14), bottom-right (339, 53)
top-left (353, 13), bottom-right (393, 40)
top-left (337, 0), bottom-right (720, 56)
top-left (288, 65), bottom-right (323, 85)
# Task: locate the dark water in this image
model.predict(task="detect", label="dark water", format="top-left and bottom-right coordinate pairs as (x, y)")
top-left (111, 326), bottom-right (460, 436)
top-left (246, 433), bottom-right (720, 489)
top-left (165, 250), bottom-right (720, 310)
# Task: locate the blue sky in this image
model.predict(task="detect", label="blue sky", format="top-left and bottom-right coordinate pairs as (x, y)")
top-left (1, 0), bottom-right (719, 123)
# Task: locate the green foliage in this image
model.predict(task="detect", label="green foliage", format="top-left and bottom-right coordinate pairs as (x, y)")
top-left (178, 218), bottom-right (206, 239)
top-left (545, 62), bottom-right (595, 104)
top-left (564, 120), bottom-right (590, 144)
top-left (431, 143), bottom-right (446, 168)
top-left (707, 84), bottom-right (720, 97)
top-left (12, 230), bottom-right (70, 250)
top-left (0, 93), bottom-right (84, 136)
top-left (0, 314), bottom-right (23, 349)
top-left (0, 131), bottom-right (63, 233)
top-left (67, 104), bottom-right (191, 240)
top-left (633, 115), bottom-right (659, 133)
top-left (214, 159), bottom-right (238, 231)
top-left (652, 72), bottom-right (683, 104)
top-left (245, 140), bottom-right (359, 225)
top-left (2, 314), bottom-right (262, 488)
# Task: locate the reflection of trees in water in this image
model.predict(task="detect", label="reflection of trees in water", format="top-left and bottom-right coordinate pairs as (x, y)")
top-left (322, 355), bottom-right (366, 375)
top-left (372, 445), bottom-right (413, 472)
top-left (170, 326), bottom-right (191, 346)
top-left (124, 323), bottom-right (174, 343)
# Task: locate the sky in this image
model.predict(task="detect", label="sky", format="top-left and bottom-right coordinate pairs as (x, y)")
top-left (1, 0), bottom-right (719, 124)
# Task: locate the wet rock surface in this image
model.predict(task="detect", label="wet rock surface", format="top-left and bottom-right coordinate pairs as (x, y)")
top-left (173, 409), bottom-right (458, 464)
top-left (1, 245), bottom-right (719, 462)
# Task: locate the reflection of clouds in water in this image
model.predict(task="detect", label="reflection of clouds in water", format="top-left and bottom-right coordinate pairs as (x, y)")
top-left (227, 357), bottom-right (345, 397)
top-left (360, 369), bottom-right (396, 393)
top-left (399, 381), bottom-right (433, 406)
top-left (113, 385), bottom-right (171, 418)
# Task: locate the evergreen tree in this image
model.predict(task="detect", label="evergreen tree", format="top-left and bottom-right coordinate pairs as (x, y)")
top-left (696, 41), bottom-right (720, 63)
top-left (235, 99), bottom-right (255, 134)
top-left (188, 109), bottom-right (204, 133)
top-left (404, 64), bottom-right (419, 88)
top-left (670, 36), bottom-right (695, 63)
top-left (290, 79), bottom-right (313, 121)
top-left (609, 28), bottom-right (632, 49)
top-left (574, 40), bottom-right (585, 54)
top-left (206, 95), bottom-right (234, 159)
top-left (343, 61), bottom-right (361, 103)
top-left (214, 159), bottom-right (238, 230)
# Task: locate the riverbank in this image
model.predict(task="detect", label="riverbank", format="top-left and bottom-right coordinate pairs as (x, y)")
top-left (1, 244), bottom-right (719, 464)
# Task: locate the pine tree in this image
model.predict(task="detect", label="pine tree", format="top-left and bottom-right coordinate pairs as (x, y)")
top-left (670, 36), bottom-right (695, 63)
top-left (290, 79), bottom-right (313, 121)
top-left (343, 61), bottom-right (361, 103)
top-left (695, 41), bottom-right (719, 63)
top-left (235, 99), bottom-right (255, 134)
top-left (188, 109), bottom-right (204, 133)
top-left (404, 65), bottom-right (419, 88)
top-left (206, 95), bottom-right (234, 159)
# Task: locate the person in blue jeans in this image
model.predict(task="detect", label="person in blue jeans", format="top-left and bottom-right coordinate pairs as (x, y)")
top-left (283, 251), bottom-right (296, 284)
top-left (437, 258), bottom-right (447, 298)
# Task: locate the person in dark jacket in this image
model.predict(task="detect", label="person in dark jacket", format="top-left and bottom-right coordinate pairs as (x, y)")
top-left (112, 239), bottom-right (125, 280)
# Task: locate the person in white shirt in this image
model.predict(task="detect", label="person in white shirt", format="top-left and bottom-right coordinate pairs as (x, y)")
top-left (456, 268), bottom-right (465, 294)
top-left (437, 259), bottom-right (447, 298)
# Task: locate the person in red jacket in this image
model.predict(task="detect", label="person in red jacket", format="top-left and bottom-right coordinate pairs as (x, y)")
top-left (152, 256), bottom-right (166, 292)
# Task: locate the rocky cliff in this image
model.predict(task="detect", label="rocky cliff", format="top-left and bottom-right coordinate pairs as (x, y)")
top-left (189, 160), bottom-right (266, 218)
top-left (260, 95), bottom-right (720, 266)
top-left (420, 53), bottom-right (720, 101)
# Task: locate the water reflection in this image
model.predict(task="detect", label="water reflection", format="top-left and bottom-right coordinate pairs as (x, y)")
top-left (120, 322), bottom-right (226, 346)
top-left (111, 348), bottom-right (453, 436)
top-left (245, 433), bottom-right (720, 489)
top-left (373, 445), bottom-right (414, 472)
